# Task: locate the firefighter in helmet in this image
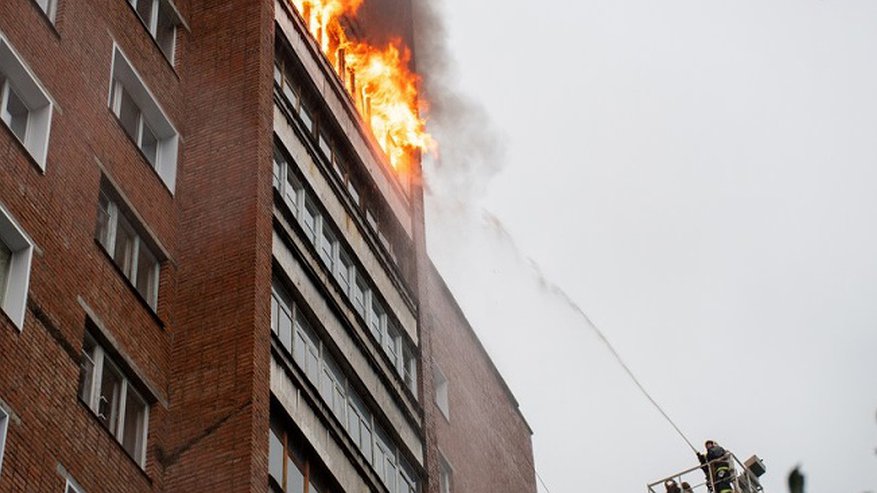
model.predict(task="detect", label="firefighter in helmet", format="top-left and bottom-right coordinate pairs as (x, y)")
top-left (697, 440), bottom-right (732, 493)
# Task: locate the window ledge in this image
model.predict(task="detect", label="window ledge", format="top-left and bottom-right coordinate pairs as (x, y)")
top-left (107, 109), bottom-right (174, 198)
top-left (76, 398), bottom-right (153, 480)
top-left (94, 239), bottom-right (166, 330)
top-left (0, 304), bottom-right (23, 334)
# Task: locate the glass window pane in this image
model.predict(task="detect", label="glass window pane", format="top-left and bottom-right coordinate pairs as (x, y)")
top-left (347, 181), bottom-right (360, 207)
top-left (98, 359), bottom-right (124, 433)
top-left (347, 401), bottom-right (360, 439)
top-left (122, 385), bottom-right (147, 463)
top-left (335, 253), bottom-right (351, 295)
top-left (352, 276), bottom-right (365, 316)
top-left (155, 5), bottom-right (177, 61)
top-left (286, 173), bottom-right (301, 215)
top-left (386, 461), bottom-right (397, 493)
top-left (293, 330), bottom-right (306, 366)
top-left (272, 154), bottom-right (281, 190)
top-left (287, 456), bottom-right (305, 493)
top-left (299, 103), bottom-right (313, 132)
top-left (369, 300), bottom-right (384, 342)
top-left (282, 80), bottom-right (299, 111)
top-left (136, 243), bottom-right (159, 307)
top-left (113, 217), bottom-right (137, 279)
top-left (270, 295), bottom-right (279, 335)
top-left (320, 367), bottom-right (333, 403)
top-left (273, 64), bottom-right (282, 86)
top-left (306, 346), bottom-right (319, 384)
top-left (140, 121), bottom-right (159, 167)
top-left (361, 426), bottom-right (372, 462)
top-left (319, 226), bottom-right (335, 267)
top-left (135, 0), bottom-right (154, 27)
top-left (333, 386), bottom-right (345, 419)
top-left (309, 480), bottom-right (320, 493)
top-left (3, 85), bottom-right (29, 141)
top-left (318, 132), bottom-right (331, 159)
top-left (302, 200), bottom-right (317, 243)
top-left (116, 84), bottom-right (141, 143)
top-left (78, 334), bottom-right (98, 403)
top-left (95, 192), bottom-right (113, 250)
top-left (279, 310), bottom-right (293, 353)
top-left (385, 323), bottom-right (399, 363)
top-left (268, 427), bottom-right (283, 484)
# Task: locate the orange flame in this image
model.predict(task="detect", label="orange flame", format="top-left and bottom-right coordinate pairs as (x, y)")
top-left (289, 0), bottom-right (433, 173)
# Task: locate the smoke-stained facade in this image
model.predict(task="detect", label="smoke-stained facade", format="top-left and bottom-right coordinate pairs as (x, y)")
top-left (0, 0), bottom-right (535, 492)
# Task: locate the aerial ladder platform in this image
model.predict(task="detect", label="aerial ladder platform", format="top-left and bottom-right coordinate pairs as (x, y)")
top-left (647, 452), bottom-right (767, 493)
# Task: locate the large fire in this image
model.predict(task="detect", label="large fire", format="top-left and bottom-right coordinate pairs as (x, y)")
top-left (289, 0), bottom-right (433, 173)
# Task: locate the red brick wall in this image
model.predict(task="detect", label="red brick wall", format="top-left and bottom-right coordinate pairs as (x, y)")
top-left (0, 0), bottom-right (274, 490)
top-left (418, 262), bottom-right (537, 493)
top-left (160, 0), bottom-right (275, 491)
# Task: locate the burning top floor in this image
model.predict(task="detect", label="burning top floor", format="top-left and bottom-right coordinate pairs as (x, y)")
top-left (288, 0), bottom-right (434, 174)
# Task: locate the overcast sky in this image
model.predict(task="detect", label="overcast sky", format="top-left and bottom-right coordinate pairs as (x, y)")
top-left (418, 1), bottom-right (877, 492)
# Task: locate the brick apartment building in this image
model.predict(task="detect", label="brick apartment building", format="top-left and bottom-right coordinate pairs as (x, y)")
top-left (0, 0), bottom-right (537, 491)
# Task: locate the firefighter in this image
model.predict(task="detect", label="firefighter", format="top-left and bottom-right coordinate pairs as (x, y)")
top-left (697, 440), bottom-right (733, 493)
top-left (664, 479), bottom-right (682, 493)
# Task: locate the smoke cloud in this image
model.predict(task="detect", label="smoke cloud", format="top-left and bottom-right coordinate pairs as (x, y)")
top-left (411, 0), bottom-right (506, 208)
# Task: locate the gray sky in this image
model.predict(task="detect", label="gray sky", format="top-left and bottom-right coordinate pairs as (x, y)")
top-left (420, 1), bottom-right (877, 491)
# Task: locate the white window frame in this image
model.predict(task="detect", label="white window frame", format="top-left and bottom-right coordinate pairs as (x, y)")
top-left (80, 335), bottom-right (149, 466)
top-left (65, 479), bottom-right (85, 493)
top-left (127, 0), bottom-right (183, 64)
top-left (108, 45), bottom-right (179, 193)
top-left (0, 203), bottom-right (34, 331)
top-left (433, 365), bottom-right (449, 421)
top-left (0, 31), bottom-right (54, 170)
top-left (34, 0), bottom-right (58, 23)
top-left (439, 453), bottom-right (453, 493)
top-left (96, 191), bottom-right (161, 309)
top-left (0, 405), bottom-right (8, 478)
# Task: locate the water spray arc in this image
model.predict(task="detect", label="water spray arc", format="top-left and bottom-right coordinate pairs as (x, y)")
top-left (481, 213), bottom-right (699, 454)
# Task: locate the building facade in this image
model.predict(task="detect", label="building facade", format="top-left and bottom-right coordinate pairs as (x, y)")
top-left (0, 0), bottom-right (536, 492)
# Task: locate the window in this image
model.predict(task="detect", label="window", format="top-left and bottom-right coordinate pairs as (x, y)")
top-left (433, 365), bottom-right (449, 420)
top-left (318, 130), bottom-right (331, 160)
top-left (0, 33), bottom-right (54, 169)
top-left (269, 417), bottom-right (338, 493)
top-left (402, 345), bottom-right (417, 396)
top-left (0, 203), bottom-right (34, 330)
top-left (334, 251), bottom-right (352, 296)
top-left (367, 298), bottom-right (385, 343)
top-left (95, 190), bottom-right (161, 309)
top-left (78, 332), bottom-right (149, 466)
top-left (34, 0), bottom-right (58, 21)
top-left (127, 0), bottom-right (182, 64)
top-left (65, 479), bottom-right (85, 493)
top-left (0, 405), bottom-right (8, 478)
top-left (270, 281), bottom-right (420, 493)
top-left (318, 226), bottom-right (336, 268)
top-left (439, 454), bottom-right (452, 493)
top-left (272, 143), bottom-right (419, 398)
top-left (109, 47), bottom-right (179, 192)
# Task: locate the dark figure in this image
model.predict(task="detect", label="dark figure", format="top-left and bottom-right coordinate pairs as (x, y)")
top-left (788, 466), bottom-right (804, 493)
top-left (697, 440), bottom-right (733, 493)
top-left (681, 482), bottom-right (694, 493)
top-left (664, 479), bottom-right (682, 493)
